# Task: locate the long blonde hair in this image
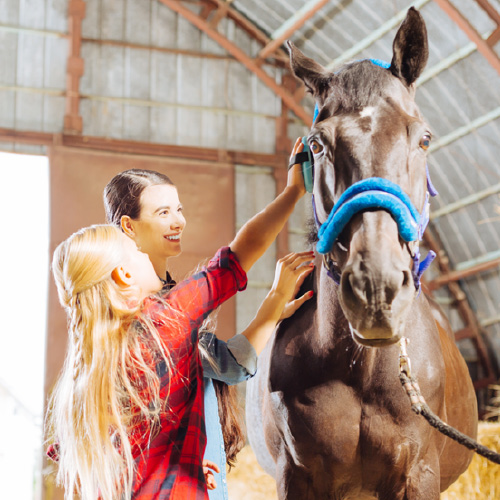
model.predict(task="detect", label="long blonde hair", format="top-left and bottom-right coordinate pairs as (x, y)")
top-left (46, 225), bottom-right (171, 500)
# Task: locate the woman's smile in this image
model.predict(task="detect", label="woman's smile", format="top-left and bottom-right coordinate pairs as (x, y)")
top-left (165, 233), bottom-right (181, 242)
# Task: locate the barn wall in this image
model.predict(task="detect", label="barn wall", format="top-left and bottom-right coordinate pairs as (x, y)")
top-left (0, 0), bottom-right (283, 155)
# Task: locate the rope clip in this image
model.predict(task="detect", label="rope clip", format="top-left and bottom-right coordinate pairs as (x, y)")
top-left (399, 337), bottom-right (412, 378)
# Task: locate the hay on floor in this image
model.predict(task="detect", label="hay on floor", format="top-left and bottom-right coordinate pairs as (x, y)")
top-left (441, 421), bottom-right (500, 500)
top-left (227, 422), bottom-right (500, 500)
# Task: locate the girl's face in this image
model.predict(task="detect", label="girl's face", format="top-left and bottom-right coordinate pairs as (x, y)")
top-left (119, 234), bottom-right (163, 298)
top-left (127, 184), bottom-right (186, 262)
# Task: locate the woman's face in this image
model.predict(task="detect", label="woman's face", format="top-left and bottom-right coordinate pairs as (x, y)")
top-left (129, 184), bottom-right (186, 262)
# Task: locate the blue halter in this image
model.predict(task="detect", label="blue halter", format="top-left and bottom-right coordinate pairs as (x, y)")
top-left (317, 177), bottom-right (420, 253)
top-left (291, 59), bottom-right (437, 291)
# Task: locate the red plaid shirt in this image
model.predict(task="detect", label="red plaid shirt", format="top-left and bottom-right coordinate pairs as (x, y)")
top-left (130, 247), bottom-right (247, 499)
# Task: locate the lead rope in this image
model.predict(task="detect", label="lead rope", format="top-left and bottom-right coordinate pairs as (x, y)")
top-left (398, 338), bottom-right (500, 465)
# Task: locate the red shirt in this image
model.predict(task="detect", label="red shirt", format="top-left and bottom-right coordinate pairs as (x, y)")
top-left (130, 247), bottom-right (247, 499)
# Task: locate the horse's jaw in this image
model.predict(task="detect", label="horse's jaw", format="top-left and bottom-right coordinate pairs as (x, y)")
top-left (340, 289), bottom-right (413, 347)
top-left (348, 323), bottom-right (403, 347)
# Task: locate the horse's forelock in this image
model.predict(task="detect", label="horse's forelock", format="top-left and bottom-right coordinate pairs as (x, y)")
top-left (323, 61), bottom-right (393, 116)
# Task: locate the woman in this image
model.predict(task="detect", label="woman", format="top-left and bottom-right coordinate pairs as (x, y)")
top-left (102, 140), bottom-right (311, 496)
top-left (46, 158), bottom-right (309, 499)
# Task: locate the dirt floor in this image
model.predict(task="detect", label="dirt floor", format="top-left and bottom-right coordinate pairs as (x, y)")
top-left (227, 422), bottom-right (500, 500)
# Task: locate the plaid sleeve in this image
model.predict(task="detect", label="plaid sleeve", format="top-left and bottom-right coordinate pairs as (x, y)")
top-left (166, 246), bottom-right (247, 331)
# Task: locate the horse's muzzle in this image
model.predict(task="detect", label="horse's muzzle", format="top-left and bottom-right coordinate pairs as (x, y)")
top-left (339, 255), bottom-right (414, 345)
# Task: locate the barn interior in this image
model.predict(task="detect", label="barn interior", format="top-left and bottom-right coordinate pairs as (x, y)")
top-left (1, 0), bottom-right (500, 499)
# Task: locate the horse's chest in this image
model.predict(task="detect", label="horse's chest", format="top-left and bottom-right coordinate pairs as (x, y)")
top-left (275, 374), bottom-right (418, 473)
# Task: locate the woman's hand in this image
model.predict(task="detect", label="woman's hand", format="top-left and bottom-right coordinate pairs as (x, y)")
top-left (239, 251), bottom-right (315, 355)
top-left (287, 137), bottom-right (307, 197)
top-left (271, 251), bottom-right (315, 320)
top-left (202, 459), bottom-right (220, 490)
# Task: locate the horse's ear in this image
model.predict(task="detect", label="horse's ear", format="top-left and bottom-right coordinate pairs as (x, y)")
top-left (390, 7), bottom-right (428, 87)
top-left (287, 40), bottom-right (331, 101)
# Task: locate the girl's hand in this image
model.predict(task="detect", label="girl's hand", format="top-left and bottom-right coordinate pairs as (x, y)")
top-left (271, 251), bottom-right (315, 320)
top-left (202, 459), bottom-right (220, 490)
top-left (287, 137), bottom-right (306, 197)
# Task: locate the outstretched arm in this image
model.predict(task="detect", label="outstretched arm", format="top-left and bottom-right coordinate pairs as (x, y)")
top-left (240, 251), bottom-right (314, 355)
top-left (229, 138), bottom-right (305, 272)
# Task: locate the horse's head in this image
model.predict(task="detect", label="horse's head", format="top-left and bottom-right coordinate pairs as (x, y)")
top-left (290, 8), bottom-right (431, 347)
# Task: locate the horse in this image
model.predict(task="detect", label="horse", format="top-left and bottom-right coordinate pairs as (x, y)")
top-left (246, 8), bottom-right (478, 500)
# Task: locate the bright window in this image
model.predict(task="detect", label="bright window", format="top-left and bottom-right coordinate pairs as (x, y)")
top-left (0, 152), bottom-right (49, 500)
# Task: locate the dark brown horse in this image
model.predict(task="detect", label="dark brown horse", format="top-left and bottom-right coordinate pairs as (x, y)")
top-left (246, 8), bottom-right (477, 500)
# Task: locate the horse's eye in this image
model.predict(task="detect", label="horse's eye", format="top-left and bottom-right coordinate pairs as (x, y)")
top-left (310, 140), bottom-right (324, 155)
top-left (419, 134), bottom-right (431, 151)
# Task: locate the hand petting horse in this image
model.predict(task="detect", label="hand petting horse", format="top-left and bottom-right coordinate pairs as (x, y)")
top-left (246, 8), bottom-right (478, 500)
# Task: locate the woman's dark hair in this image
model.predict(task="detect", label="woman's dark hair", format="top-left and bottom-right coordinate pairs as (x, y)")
top-left (213, 381), bottom-right (246, 469)
top-left (103, 169), bottom-right (174, 226)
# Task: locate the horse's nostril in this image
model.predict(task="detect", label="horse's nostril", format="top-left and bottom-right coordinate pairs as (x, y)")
top-left (402, 270), bottom-right (411, 289)
top-left (342, 270), bottom-right (368, 306)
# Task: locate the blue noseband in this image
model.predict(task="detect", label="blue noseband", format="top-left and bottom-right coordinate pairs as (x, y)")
top-left (317, 178), bottom-right (420, 254)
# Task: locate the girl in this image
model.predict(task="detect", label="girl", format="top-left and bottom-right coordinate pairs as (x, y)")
top-left (46, 158), bottom-right (310, 499)
top-left (102, 139), bottom-right (310, 497)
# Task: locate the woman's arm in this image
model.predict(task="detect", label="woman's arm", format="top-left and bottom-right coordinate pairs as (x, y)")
top-left (165, 139), bottom-right (305, 330)
top-left (229, 138), bottom-right (305, 272)
top-left (200, 332), bottom-right (257, 382)
top-left (240, 251), bottom-right (314, 355)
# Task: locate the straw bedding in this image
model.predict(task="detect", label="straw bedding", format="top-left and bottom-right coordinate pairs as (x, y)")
top-left (227, 422), bottom-right (500, 500)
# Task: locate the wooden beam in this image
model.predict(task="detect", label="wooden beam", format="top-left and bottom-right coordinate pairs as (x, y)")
top-left (159, 0), bottom-right (312, 125)
top-left (201, 0), bottom-right (285, 55)
top-left (426, 256), bottom-right (500, 291)
top-left (433, 0), bottom-right (500, 77)
top-left (473, 0), bottom-right (500, 26)
top-left (0, 127), bottom-right (288, 168)
top-left (454, 326), bottom-right (475, 341)
top-left (81, 37), bottom-right (233, 60)
top-left (208, 1), bottom-right (230, 29)
top-left (64, 0), bottom-right (86, 134)
top-left (487, 26), bottom-right (500, 47)
top-left (423, 229), bottom-right (496, 388)
top-left (258, 0), bottom-right (330, 60)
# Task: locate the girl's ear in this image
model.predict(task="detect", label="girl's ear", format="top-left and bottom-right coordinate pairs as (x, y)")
top-left (111, 266), bottom-right (133, 287)
top-left (121, 215), bottom-right (135, 238)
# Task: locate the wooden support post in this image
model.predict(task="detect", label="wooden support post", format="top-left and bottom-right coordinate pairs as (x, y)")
top-left (64, 0), bottom-right (86, 134)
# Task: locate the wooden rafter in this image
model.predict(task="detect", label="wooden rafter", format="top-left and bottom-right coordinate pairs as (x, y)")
top-left (258, 0), bottom-right (330, 60)
top-left (0, 127), bottom-right (288, 168)
top-left (159, 0), bottom-right (312, 125)
top-left (426, 256), bottom-right (500, 291)
top-left (64, 0), bottom-right (85, 134)
top-left (201, 0), bottom-right (288, 62)
top-left (433, 0), bottom-right (500, 76)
